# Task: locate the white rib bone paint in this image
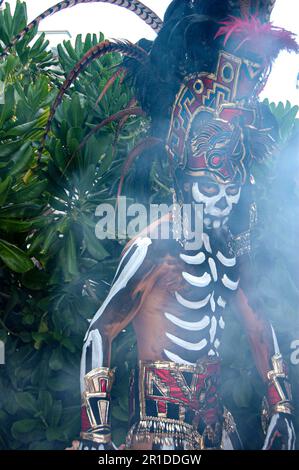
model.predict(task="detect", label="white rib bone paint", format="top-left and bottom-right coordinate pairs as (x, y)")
top-left (164, 349), bottom-right (195, 366)
top-left (182, 271), bottom-right (211, 287)
top-left (175, 292), bottom-right (211, 309)
top-left (216, 251), bottom-right (236, 267)
top-left (219, 316), bottom-right (225, 329)
top-left (164, 312), bottom-right (210, 331)
top-left (88, 237), bottom-right (152, 330)
top-left (208, 258), bottom-right (218, 282)
top-left (222, 274), bottom-right (239, 291)
top-left (214, 339), bottom-right (220, 349)
top-left (208, 349), bottom-right (216, 356)
top-left (180, 252), bottom-right (206, 265)
top-left (166, 333), bottom-right (208, 351)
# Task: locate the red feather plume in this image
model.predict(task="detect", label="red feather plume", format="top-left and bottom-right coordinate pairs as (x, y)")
top-left (215, 16), bottom-right (298, 63)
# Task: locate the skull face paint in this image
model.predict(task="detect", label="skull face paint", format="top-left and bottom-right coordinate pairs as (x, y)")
top-left (192, 178), bottom-right (241, 229)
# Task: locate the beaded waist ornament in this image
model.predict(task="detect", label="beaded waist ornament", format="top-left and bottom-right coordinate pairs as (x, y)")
top-left (126, 359), bottom-right (224, 449)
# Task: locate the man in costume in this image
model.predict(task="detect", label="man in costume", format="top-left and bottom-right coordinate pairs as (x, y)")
top-left (78, 1), bottom-right (297, 450)
top-left (4, 0), bottom-right (297, 451)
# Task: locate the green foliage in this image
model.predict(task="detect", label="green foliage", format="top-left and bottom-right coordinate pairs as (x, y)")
top-left (0, 1), bottom-right (298, 451)
top-left (0, 1), bottom-right (145, 450)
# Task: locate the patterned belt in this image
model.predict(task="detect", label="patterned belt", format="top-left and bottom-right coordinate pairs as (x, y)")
top-left (127, 358), bottom-right (223, 449)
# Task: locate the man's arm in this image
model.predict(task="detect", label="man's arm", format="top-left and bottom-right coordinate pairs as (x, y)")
top-left (80, 236), bottom-right (155, 449)
top-left (233, 257), bottom-right (295, 450)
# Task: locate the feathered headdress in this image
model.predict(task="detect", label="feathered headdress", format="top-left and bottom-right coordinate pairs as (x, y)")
top-left (164, 4), bottom-right (298, 183)
top-left (2, 0), bottom-right (298, 187)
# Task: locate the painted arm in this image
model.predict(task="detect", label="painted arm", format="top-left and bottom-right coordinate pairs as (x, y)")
top-left (234, 257), bottom-right (295, 450)
top-left (79, 237), bottom-right (154, 449)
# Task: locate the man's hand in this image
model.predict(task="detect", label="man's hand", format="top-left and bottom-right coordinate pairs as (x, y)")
top-left (263, 414), bottom-right (296, 450)
top-left (65, 441), bottom-right (80, 450)
top-left (79, 440), bottom-right (116, 450)
top-left (65, 440), bottom-right (125, 450)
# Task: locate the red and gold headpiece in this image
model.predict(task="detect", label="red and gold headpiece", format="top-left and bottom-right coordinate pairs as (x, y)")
top-left (166, 16), bottom-right (298, 183)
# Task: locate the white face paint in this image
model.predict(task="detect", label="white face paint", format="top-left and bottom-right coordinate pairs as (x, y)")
top-left (192, 180), bottom-right (241, 229)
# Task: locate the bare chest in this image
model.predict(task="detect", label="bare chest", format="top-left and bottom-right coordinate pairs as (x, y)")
top-left (138, 232), bottom-right (239, 364)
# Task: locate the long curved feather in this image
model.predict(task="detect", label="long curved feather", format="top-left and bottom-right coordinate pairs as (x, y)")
top-left (0, 0), bottom-right (163, 59)
top-left (69, 106), bottom-right (146, 170)
top-left (117, 136), bottom-right (163, 203)
top-left (38, 40), bottom-right (149, 159)
top-left (95, 66), bottom-right (126, 107)
top-left (228, 0), bottom-right (276, 22)
top-left (215, 16), bottom-right (298, 61)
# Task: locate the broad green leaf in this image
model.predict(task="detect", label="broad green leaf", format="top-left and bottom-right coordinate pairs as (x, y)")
top-left (11, 419), bottom-right (39, 437)
top-left (10, 142), bottom-right (33, 176)
top-left (0, 239), bottom-right (33, 272)
top-left (83, 225), bottom-right (110, 261)
top-left (0, 83), bottom-right (15, 126)
top-left (15, 393), bottom-right (38, 414)
top-left (0, 175), bottom-right (12, 206)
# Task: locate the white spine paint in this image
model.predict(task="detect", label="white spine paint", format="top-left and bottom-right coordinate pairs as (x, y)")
top-left (208, 349), bottom-right (216, 356)
top-left (210, 291), bottom-right (216, 312)
top-left (217, 296), bottom-right (227, 308)
top-left (202, 233), bottom-right (212, 253)
top-left (208, 258), bottom-right (218, 282)
top-left (209, 316), bottom-right (217, 343)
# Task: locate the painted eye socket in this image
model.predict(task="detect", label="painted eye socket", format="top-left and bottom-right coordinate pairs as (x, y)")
top-left (198, 183), bottom-right (220, 197)
top-left (226, 185), bottom-right (240, 196)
